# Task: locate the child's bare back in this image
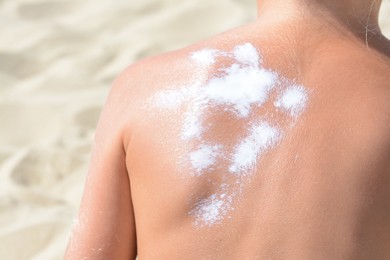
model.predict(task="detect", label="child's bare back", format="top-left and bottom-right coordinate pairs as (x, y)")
top-left (65, 1), bottom-right (390, 259)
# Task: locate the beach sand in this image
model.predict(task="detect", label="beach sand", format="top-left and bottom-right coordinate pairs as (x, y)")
top-left (0, 1), bottom-right (389, 259)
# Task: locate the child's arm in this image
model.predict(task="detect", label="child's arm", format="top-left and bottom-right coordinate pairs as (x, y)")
top-left (64, 70), bottom-right (137, 260)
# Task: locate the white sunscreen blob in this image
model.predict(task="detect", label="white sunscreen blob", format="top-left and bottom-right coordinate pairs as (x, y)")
top-left (189, 144), bottom-right (222, 176)
top-left (274, 85), bottom-right (308, 117)
top-left (232, 43), bottom-right (261, 67)
top-left (151, 88), bottom-right (188, 109)
top-left (190, 193), bottom-right (233, 227)
top-left (181, 97), bottom-right (207, 140)
top-left (204, 66), bottom-right (277, 117)
top-left (151, 84), bottom-right (201, 110)
top-left (229, 121), bottom-right (282, 174)
top-left (191, 49), bottom-right (220, 66)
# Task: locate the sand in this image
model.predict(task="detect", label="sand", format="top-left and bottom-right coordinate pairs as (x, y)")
top-left (0, 0), bottom-right (388, 259)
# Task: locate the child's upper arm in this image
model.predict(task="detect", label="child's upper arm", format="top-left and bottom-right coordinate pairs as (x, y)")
top-left (64, 66), bottom-right (138, 260)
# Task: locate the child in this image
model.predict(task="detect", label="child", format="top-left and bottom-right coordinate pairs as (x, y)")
top-left (65, 0), bottom-right (390, 259)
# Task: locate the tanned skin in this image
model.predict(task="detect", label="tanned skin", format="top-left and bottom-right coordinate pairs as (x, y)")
top-left (65, 0), bottom-right (390, 259)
